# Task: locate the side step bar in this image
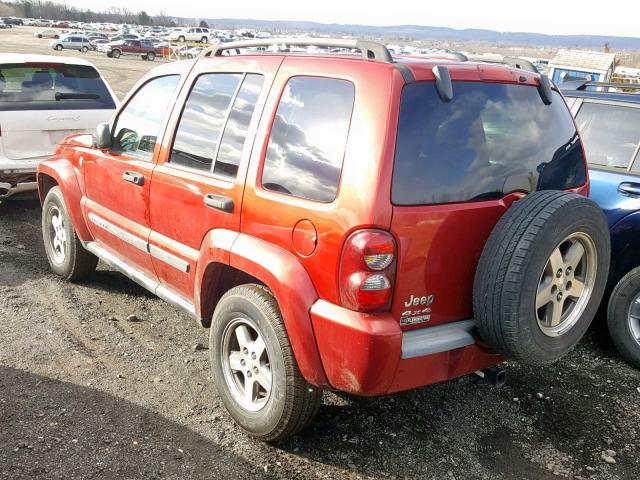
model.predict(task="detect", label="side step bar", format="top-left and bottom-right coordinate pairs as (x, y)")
top-left (84, 241), bottom-right (198, 320)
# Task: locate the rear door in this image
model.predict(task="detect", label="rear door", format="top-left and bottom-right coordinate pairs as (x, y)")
top-left (82, 74), bottom-right (181, 278)
top-left (390, 81), bottom-right (588, 329)
top-left (0, 61), bottom-right (116, 167)
top-left (573, 100), bottom-right (640, 226)
top-left (147, 56), bottom-right (282, 300)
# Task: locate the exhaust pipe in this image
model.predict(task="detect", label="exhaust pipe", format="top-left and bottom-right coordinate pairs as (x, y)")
top-left (474, 367), bottom-right (507, 386)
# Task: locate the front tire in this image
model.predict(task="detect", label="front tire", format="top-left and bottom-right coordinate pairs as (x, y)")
top-left (210, 285), bottom-right (322, 441)
top-left (608, 267), bottom-right (640, 368)
top-left (146, 51), bottom-right (155, 61)
top-left (81, 46), bottom-right (88, 52)
top-left (178, 35), bottom-right (185, 42)
top-left (111, 49), bottom-right (121, 59)
top-left (42, 186), bottom-right (98, 282)
top-left (55, 44), bottom-right (62, 51)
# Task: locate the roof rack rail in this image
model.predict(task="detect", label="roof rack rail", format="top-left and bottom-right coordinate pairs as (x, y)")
top-left (559, 80), bottom-right (640, 91)
top-left (199, 38), bottom-right (393, 63)
top-left (466, 54), bottom-right (538, 73)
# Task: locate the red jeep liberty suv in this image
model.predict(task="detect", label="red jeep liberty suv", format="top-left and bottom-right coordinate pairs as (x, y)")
top-left (37, 39), bottom-right (610, 441)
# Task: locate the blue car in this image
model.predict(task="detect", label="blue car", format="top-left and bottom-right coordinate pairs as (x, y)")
top-left (562, 80), bottom-right (640, 368)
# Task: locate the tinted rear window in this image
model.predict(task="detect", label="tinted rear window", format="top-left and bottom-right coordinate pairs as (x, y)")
top-left (0, 63), bottom-right (115, 111)
top-left (392, 82), bottom-right (586, 205)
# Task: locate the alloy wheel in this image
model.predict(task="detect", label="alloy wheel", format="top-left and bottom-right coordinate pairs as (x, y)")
top-left (536, 232), bottom-right (597, 337)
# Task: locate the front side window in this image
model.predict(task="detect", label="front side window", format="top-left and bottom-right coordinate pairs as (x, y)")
top-left (112, 75), bottom-right (180, 160)
top-left (574, 102), bottom-right (640, 169)
top-left (392, 82), bottom-right (586, 205)
top-left (261, 76), bottom-right (355, 202)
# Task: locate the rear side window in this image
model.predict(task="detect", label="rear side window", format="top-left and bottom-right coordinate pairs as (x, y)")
top-left (262, 76), bottom-right (355, 202)
top-left (169, 73), bottom-right (263, 177)
top-left (0, 63), bottom-right (116, 111)
top-left (392, 82), bottom-right (587, 205)
top-left (574, 102), bottom-right (640, 169)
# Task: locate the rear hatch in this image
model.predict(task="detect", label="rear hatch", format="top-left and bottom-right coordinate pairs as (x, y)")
top-left (390, 80), bottom-right (587, 329)
top-left (0, 61), bottom-right (116, 161)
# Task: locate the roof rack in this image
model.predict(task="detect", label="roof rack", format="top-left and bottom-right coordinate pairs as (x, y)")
top-left (465, 54), bottom-right (538, 73)
top-left (559, 80), bottom-right (640, 92)
top-left (199, 38), bottom-right (393, 63)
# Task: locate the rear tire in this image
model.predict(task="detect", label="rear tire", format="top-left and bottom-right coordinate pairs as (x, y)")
top-left (178, 35), bottom-right (185, 42)
top-left (146, 52), bottom-right (155, 61)
top-left (42, 186), bottom-right (98, 282)
top-left (111, 49), bottom-right (121, 59)
top-left (474, 191), bottom-right (610, 365)
top-left (55, 44), bottom-right (62, 51)
top-left (201, 36), bottom-right (208, 43)
top-left (209, 284), bottom-right (322, 442)
top-left (81, 46), bottom-right (88, 52)
top-left (607, 267), bottom-right (640, 369)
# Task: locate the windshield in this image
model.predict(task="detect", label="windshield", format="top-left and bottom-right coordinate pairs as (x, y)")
top-left (392, 81), bottom-right (587, 205)
top-left (0, 63), bottom-right (115, 111)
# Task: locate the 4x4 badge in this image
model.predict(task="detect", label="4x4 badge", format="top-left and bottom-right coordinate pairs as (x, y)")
top-left (400, 294), bottom-right (434, 326)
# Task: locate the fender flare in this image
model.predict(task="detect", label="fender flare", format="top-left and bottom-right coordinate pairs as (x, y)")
top-left (194, 230), bottom-right (329, 388)
top-left (37, 159), bottom-right (92, 241)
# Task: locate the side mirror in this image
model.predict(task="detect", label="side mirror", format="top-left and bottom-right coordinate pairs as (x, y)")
top-left (93, 122), bottom-right (111, 149)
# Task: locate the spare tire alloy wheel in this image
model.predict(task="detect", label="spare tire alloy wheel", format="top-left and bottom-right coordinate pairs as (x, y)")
top-left (536, 232), bottom-right (597, 337)
top-left (474, 191), bottom-right (610, 365)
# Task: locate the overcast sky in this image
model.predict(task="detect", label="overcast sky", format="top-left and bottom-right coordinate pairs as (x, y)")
top-left (62, 0), bottom-right (639, 37)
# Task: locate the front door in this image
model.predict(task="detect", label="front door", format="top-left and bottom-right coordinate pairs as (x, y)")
top-left (83, 74), bottom-right (181, 278)
top-left (147, 56), bottom-right (282, 300)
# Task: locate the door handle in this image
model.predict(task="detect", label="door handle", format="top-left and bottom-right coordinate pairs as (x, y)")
top-left (618, 182), bottom-right (640, 197)
top-left (122, 171), bottom-right (144, 186)
top-left (204, 193), bottom-right (234, 213)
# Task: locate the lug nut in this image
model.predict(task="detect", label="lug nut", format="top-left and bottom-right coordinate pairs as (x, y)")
top-left (246, 371), bottom-right (252, 378)
top-left (557, 292), bottom-right (563, 301)
top-left (240, 359), bottom-right (246, 366)
top-left (566, 266), bottom-right (572, 275)
top-left (251, 352), bottom-right (256, 360)
top-left (556, 269), bottom-right (563, 278)
top-left (253, 367), bottom-right (259, 374)
top-left (242, 347), bottom-right (248, 355)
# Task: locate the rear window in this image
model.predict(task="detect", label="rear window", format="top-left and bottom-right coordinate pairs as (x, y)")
top-left (0, 63), bottom-right (115, 111)
top-left (392, 82), bottom-right (586, 205)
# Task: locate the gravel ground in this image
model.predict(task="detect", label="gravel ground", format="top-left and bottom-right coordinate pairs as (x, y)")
top-left (2, 26), bottom-right (640, 480)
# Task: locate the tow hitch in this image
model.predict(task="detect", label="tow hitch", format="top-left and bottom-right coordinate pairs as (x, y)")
top-left (474, 367), bottom-right (507, 386)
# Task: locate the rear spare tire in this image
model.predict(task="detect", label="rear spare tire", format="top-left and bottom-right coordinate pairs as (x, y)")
top-left (473, 191), bottom-right (610, 365)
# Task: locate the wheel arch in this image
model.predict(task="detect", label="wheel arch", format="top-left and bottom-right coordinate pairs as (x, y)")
top-left (194, 230), bottom-right (329, 388)
top-left (37, 160), bottom-right (92, 242)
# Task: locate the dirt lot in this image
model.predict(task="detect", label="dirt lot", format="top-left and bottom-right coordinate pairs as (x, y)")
top-left (2, 26), bottom-right (640, 480)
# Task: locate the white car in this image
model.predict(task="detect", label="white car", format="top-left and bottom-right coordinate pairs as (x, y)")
top-left (0, 54), bottom-right (118, 199)
top-left (168, 27), bottom-right (209, 43)
top-left (34, 29), bottom-right (63, 39)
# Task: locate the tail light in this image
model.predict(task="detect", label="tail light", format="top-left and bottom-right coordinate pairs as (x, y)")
top-left (339, 230), bottom-right (396, 312)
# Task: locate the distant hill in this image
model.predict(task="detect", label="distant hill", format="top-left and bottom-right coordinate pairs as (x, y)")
top-left (194, 18), bottom-right (640, 50)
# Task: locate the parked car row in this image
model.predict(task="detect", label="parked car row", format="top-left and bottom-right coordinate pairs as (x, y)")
top-left (2, 40), bottom-right (640, 443)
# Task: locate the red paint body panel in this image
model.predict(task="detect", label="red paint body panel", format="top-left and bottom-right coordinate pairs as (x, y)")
top-left (230, 233), bottom-right (328, 387)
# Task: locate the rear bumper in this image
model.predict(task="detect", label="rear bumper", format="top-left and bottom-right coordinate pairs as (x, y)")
top-left (310, 300), bottom-right (502, 395)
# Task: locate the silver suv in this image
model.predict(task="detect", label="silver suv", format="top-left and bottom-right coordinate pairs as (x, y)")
top-left (50, 36), bottom-right (93, 53)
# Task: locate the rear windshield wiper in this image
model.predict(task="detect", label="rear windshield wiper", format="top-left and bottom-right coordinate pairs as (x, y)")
top-left (54, 92), bottom-right (100, 101)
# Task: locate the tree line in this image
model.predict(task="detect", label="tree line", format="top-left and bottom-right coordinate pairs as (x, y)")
top-left (0, 0), bottom-right (178, 26)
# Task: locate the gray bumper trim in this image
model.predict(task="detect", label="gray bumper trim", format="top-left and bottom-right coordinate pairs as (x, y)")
top-left (401, 320), bottom-right (477, 359)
